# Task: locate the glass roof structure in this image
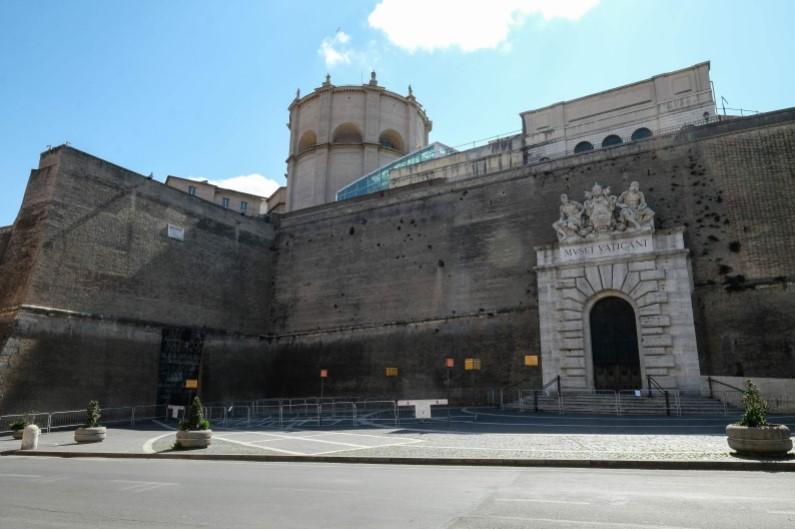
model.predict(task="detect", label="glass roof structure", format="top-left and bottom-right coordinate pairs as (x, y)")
top-left (336, 142), bottom-right (456, 201)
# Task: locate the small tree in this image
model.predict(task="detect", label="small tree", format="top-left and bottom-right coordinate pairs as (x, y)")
top-left (9, 418), bottom-right (27, 432)
top-left (739, 380), bottom-right (768, 428)
top-left (180, 396), bottom-right (210, 431)
top-left (85, 400), bottom-right (101, 428)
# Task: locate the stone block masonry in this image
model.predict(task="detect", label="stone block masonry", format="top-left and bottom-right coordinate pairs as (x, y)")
top-left (270, 109), bottom-right (795, 398)
top-left (0, 147), bottom-right (277, 413)
top-left (2, 108), bottom-right (795, 409)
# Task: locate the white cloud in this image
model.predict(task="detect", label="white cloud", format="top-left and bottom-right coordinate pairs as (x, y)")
top-left (319, 31), bottom-right (354, 68)
top-left (368, 0), bottom-right (600, 53)
top-left (191, 174), bottom-right (281, 198)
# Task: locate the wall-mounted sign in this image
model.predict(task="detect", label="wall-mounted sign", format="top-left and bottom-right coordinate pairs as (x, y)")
top-left (167, 224), bottom-right (185, 241)
top-left (524, 355), bottom-right (539, 367)
top-left (385, 367), bottom-right (399, 377)
top-left (184, 379), bottom-right (198, 389)
top-left (320, 369), bottom-right (328, 378)
top-left (464, 358), bottom-right (481, 371)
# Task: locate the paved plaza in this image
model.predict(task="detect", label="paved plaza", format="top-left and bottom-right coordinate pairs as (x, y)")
top-left (3, 408), bottom-right (794, 465)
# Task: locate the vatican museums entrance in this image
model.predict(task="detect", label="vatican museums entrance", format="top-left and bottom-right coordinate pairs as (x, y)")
top-left (589, 297), bottom-right (641, 390)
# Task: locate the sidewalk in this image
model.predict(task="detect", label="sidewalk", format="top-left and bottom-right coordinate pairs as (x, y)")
top-left (2, 411), bottom-right (793, 471)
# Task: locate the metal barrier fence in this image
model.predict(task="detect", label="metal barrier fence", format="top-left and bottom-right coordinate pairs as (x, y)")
top-left (1, 404), bottom-right (171, 435)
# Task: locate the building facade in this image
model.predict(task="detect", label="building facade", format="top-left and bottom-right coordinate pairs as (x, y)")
top-left (0, 64), bottom-right (793, 413)
top-left (165, 175), bottom-right (269, 216)
top-left (285, 72), bottom-right (432, 211)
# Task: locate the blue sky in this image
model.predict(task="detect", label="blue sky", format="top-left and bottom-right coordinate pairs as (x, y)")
top-left (1, 0), bottom-right (794, 226)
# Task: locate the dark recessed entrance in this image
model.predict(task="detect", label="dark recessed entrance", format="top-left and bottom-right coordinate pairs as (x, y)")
top-left (589, 297), bottom-right (641, 390)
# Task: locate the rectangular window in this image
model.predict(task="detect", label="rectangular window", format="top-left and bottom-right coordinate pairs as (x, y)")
top-left (188, 185), bottom-right (196, 196)
top-left (240, 201), bottom-right (248, 212)
top-left (222, 197), bottom-right (230, 208)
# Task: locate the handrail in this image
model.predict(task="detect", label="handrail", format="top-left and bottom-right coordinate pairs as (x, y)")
top-left (706, 376), bottom-right (744, 398)
top-left (541, 375), bottom-right (561, 394)
top-left (646, 375), bottom-right (675, 416)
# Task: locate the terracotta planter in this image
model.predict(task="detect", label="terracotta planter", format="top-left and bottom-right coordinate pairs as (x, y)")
top-left (176, 429), bottom-right (212, 449)
top-left (726, 424), bottom-right (792, 456)
top-left (74, 426), bottom-right (107, 443)
top-left (12, 430), bottom-right (23, 440)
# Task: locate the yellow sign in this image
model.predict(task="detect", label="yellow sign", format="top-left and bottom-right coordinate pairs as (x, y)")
top-left (464, 358), bottom-right (481, 371)
top-left (385, 367), bottom-right (399, 377)
top-left (184, 379), bottom-right (198, 389)
top-left (524, 355), bottom-right (539, 367)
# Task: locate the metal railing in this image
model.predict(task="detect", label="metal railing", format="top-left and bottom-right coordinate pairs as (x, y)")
top-left (1, 404), bottom-right (170, 435)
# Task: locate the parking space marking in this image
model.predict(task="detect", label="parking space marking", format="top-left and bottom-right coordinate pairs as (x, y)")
top-left (212, 429), bottom-right (425, 456)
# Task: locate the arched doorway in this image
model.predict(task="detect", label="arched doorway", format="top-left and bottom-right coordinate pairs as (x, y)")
top-left (589, 297), bottom-right (641, 390)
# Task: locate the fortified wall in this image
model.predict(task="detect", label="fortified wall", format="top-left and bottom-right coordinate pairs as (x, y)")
top-left (1, 110), bottom-right (794, 412)
top-left (0, 147), bottom-right (276, 413)
top-left (269, 109), bottom-right (795, 398)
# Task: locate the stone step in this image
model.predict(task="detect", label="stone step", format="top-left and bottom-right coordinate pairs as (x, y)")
top-left (512, 393), bottom-right (737, 416)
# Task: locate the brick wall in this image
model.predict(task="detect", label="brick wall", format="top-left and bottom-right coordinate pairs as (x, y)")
top-left (270, 109), bottom-right (795, 399)
top-left (0, 147), bottom-right (276, 413)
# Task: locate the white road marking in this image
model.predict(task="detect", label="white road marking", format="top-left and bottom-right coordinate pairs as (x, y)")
top-left (465, 514), bottom-right (701, 529)
top-left (0, 473), bottom-right (41, 479)
top-left (497, 498), bottom-right (591, 505)
top-left (112, 479), bottom-right (177, 493)
top-left (767, 511), bottom-right (795, 515)
top-left (213, 435), bottom-right (306, 456)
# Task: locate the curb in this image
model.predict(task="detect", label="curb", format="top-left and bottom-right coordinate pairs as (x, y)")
top-left (3, 450), bottom-right (794, 472)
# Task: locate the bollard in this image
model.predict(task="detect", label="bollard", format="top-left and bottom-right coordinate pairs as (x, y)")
top-left (21, 424), bottom-right (40, 451)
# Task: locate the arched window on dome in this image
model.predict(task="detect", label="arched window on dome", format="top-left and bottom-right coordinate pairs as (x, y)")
top-left (332, 123), bottom-right (363, 144)
top-left (298, 130), bottom-right (317, 153)
top-left (631, 127), bottom-right (653, 142)
top-left (602, 135), bottom-right (623, 148)
top-left (574, 141), bottom-right (594, 154)
top-left (378, 129), bottom-right (405, 153)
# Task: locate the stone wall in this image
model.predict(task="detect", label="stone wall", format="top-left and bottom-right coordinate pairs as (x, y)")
top-left (271, 109), bottom-right (795, 399)
top-left (0, 147), bottom-right (276, 413)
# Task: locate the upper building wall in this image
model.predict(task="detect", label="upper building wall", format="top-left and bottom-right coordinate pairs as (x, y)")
top-left (165, 175), bottom-right (268, 216)
top-left (1, 147), bottom-right (276, 334)
top-left (285, 74), bottom-right (432, 212)
top-left (521, 62), bottom-right (715, 160)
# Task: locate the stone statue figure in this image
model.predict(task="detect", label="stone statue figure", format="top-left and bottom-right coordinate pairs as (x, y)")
top-left (617, 181), bottom-right (655, 231)
top-left (583, 183), bottom-right (617, 233)
top-left (552, 194), bottom-right (585, 241)
top-left (551, 181), bottom-right (655, 242)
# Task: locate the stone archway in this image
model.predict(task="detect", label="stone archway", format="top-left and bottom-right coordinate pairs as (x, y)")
top-left (536, 181), bottom-right (702, 394)
top-left (589, 296), bottom-right (641, 390)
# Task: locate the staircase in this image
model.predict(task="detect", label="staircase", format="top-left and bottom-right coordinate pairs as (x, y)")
top-left (511, 391), bottom-right (739, 416)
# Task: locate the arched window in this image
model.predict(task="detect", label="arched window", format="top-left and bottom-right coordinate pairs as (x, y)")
top-left (631, 127), bottom-right (653, 141)
top-left (298, 130), bottom-right (317, 153)
top-left (332, 123), bottom-right (363, 144)
top-left (574, 141), bottom-right (594, 154)
top-left (378, 129), bottom-right (405, 153)
top-left (602, 135), bottom-right (623, 148)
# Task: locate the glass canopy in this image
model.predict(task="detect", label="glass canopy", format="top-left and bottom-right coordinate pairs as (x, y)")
top-left (336, 142), bottom-right (456, 201)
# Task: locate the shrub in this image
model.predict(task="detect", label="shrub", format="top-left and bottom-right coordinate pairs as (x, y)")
top-left (9, 419), bottom-right (27, 431)
top-left (179, 396), bottom-right (210, 431)
top-left (739, 380), bottom-right (768, 428)
top-left (85, 400), bottom-right (101, 428)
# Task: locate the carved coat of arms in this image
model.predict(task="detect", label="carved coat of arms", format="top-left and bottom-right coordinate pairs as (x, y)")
top-left (553, 181), bottom-right (655, 242)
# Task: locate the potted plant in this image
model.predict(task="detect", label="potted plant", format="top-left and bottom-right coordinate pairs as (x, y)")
top-left (175, 396), bottom-right (212, 449)
top-left (9, 419), bottom-right (27, 440)
top-left (74, 400), bottom-right (107, 443)
top-left (726, 380), bottom-right (792, 456)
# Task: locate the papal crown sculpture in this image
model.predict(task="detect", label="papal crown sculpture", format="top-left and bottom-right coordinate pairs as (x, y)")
top-left (553, 181), bottom-right (655, 242)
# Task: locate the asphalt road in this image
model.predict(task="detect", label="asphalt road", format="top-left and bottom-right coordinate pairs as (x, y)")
top-left (1, 456), bottom-right (794, 528)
